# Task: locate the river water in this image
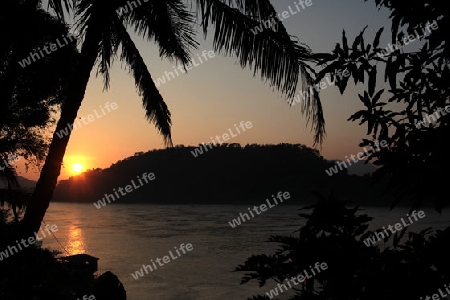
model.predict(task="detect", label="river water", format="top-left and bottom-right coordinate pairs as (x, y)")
top-left (42, 203), bottom-right (449, 300)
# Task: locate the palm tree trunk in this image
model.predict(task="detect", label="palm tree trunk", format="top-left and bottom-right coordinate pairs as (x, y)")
top-left (20, 29), bottom-right (100, 237)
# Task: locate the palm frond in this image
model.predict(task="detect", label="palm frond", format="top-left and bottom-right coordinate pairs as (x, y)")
top-left (46, 0), bottom-right (73, 21)
top-left (124, 0), bottom-right (198, 65)
top-left (298, 65), bottom-right (326, 145)
top-left (223, 0), bottom-right (279, 19)
top-left (194, 0), bottom-right (324, 144)
top-left (116, 23), bottom-right (173, 146)
top-left (96, 22), bottom-right (121, 90)
top-left (194, 0), bottom-right (308, 95)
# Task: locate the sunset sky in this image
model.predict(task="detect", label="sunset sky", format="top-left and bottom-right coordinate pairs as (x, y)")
top-left (18, 0), bottom-right (397, 180)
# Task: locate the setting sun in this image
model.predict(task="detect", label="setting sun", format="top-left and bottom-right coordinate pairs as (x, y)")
top-left (62, 155), bottom-right (90, 178)
top-left (72, 163), bottom-right (83, 174)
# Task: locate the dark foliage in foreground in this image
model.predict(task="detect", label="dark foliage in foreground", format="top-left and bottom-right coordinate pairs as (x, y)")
top-left (0, 215), bottom-right (93, 299)
top-left (0, 210), bottom-right (126, 300)
top-left (236, 193), bottom-right (450, 300)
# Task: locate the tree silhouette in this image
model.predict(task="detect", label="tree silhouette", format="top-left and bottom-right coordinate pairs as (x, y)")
top-left (0, 0), bottom-right (78, 223)
top-left (313, 0), bottom-right (449, 211)
top-left (21, 0), bottom-right (326, 235)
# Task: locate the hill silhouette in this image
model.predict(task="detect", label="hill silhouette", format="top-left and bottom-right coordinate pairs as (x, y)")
top-left (0, 176), bottom-right (36, 192)
top-left (52, 143), bottom-right (393, 206)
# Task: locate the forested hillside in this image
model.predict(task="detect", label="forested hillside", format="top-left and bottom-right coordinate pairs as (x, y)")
top-left (53, 144), bottom-right (390, 205)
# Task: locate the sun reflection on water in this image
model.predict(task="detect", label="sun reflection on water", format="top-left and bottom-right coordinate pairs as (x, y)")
top-left (66, 225), bottom-right (86, 255)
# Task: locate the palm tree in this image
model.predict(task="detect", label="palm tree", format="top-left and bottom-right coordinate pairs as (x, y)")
top-left (21, 0), bottom-right (325, 235)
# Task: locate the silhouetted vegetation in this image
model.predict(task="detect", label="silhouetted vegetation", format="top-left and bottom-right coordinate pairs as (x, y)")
top-left (0, 0), bottom-right (79, 224)
top-left (238, 1), bottom-right (450, 299)
top-left (52, 143), bottom-right (393, 206)
top-left (1, 0), bottom-right (448, 298)
top-left (313, 0), bottom-right (450, 211)
top-left (0, 0), bottom-right (78, 167)
top-left (0, 2), bottom-right (125, 299)
top-left (236, 193), bottom-right (450, 300)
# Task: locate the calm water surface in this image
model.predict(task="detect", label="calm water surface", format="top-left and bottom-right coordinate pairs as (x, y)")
top-left (41, 203), bottom-right (450, 300)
